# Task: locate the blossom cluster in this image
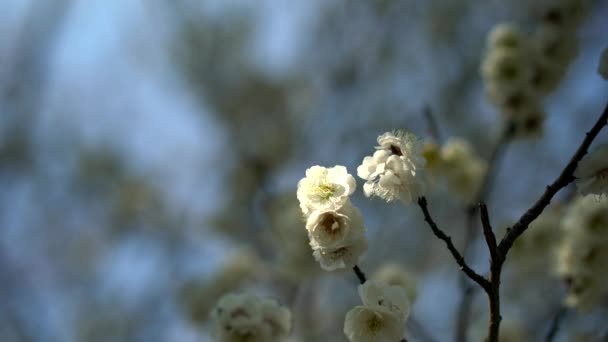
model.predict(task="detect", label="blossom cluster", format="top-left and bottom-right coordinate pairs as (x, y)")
top-left (555, 195), bottom-right (608, 311)
top-left (423, 138), bottom-right (487, 201)
top-left (296, 131), bottom-right (428, 271)
top-left (481, 0), bottom-right (588, 138)
top-left (295, 131), bottom-right (425, 340)
top-left (212, 293), bottom-right (292, 342)
top-left (297, 165), bottom-right (368, 270)
top-left (344, 280), bottom-right (410, 342)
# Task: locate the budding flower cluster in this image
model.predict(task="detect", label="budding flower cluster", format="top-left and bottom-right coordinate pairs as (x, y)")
top-left (357, 131), bottom-right (427, 203)
top-left (297, 166), bottom-right (368, 271)
top-left (555, 195), bottom-right (608, 311)
top-left (481, 0), bottom-right (588, 138)
top-left (344, 280), bottom-right (410, 342)
top-left (212, 293), bottom-right (292, 342)
top-left (423, 138), bottom-right (487, 201)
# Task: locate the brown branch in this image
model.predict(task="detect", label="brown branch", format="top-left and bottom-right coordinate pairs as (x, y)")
top-left (486, 270), bottom-right (502, 342)
top-left (479, 203), bottom-right (498, 262)
top-left (479, 203), bottom-right (504, 342)
top-left (455, 123), bottom-right (513, 342)
top-left (417, 197), bottom-right (490, 292)
top-left (499, 102), bottom-right (608, 255)
top-left (353, 265), bottom-right (366, 284)
top-left (483, 102), bottom-right (608, 341)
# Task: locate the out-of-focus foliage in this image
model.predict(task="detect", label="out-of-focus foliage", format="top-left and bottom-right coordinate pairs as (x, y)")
top-left (0, 0), bottom-right (607, 341)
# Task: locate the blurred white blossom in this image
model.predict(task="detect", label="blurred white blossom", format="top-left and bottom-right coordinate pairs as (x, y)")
top-left (486, 23), bottom-right (527, 51)
top-left (575, 144), bottom-right (608, 197)
top-left (556, 195), bottom-right (608, 311)
top-left (372, 263), bottom-right (418, 303)
top-left (481, 1), bottom-right (588, 138)
top-left (268, 194), bottom-right (320, 281)
top-left (439, 138), bottom-right (487, 201)
top-left (212, 293), bottom-right (292, 342)
top-left (511, 207), bottom-right (562, 275)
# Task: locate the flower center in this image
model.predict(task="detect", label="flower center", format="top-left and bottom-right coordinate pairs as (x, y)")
top-left (313, 180), bottom-right (335, 201)
top-left (320, 215), bottom-right (340, 236)
top-left (367, 316), bottom-right (383, 332)
top-left (390, 145), bottom-right (403, 156)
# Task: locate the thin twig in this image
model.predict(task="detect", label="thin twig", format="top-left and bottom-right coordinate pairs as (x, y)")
top-left (422, 102), bottom-right (608, 342)
top-left (499, 102), bottom-right (608, 254)
top-left (544, 306), bottom-right (566, 342)
top-left (479, 203), bottom-right (504, 342)
top-left (484, 102), bottom-right (608, 341)
top-left (471, 123), bottom-right (515, 208)
top-left (353, 265), bottom-right (367, 284)
top-left (417, 197), bottom-right (490, 292)
top-left (423, 105), bottom-right (442, 142)
top-left (455, 123), bottom-right (513, 342)
top-left (479, 203), bottom-right (498, 261)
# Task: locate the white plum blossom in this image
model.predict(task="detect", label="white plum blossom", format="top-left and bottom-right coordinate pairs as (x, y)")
top-left (213, 293), bottom-right (292, 342)
top-left (358, 280), bottom-right (410, 322)
top-left (344, 306), bottom-right (403, 342)
top-left (574, 144), bottom-right (608, 196)
top-left (313, 237), bottom-right (368, 271)
top-left (344, 280), bottom-right (410, 342)
top-left (556, 195), bottom-right (608, 311)
top-left (358, 131), bottom-right (427, 204)
top-left (306, 201), bottom-right (365, 249)
top-left (297, 165), bottom-right (368, 272)
top-left (372, 263), bottom-right (418, 303)
top-left (599, 47), bottom-right (608, 80)
top-left (297, 165), bottom-right (356, 216)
